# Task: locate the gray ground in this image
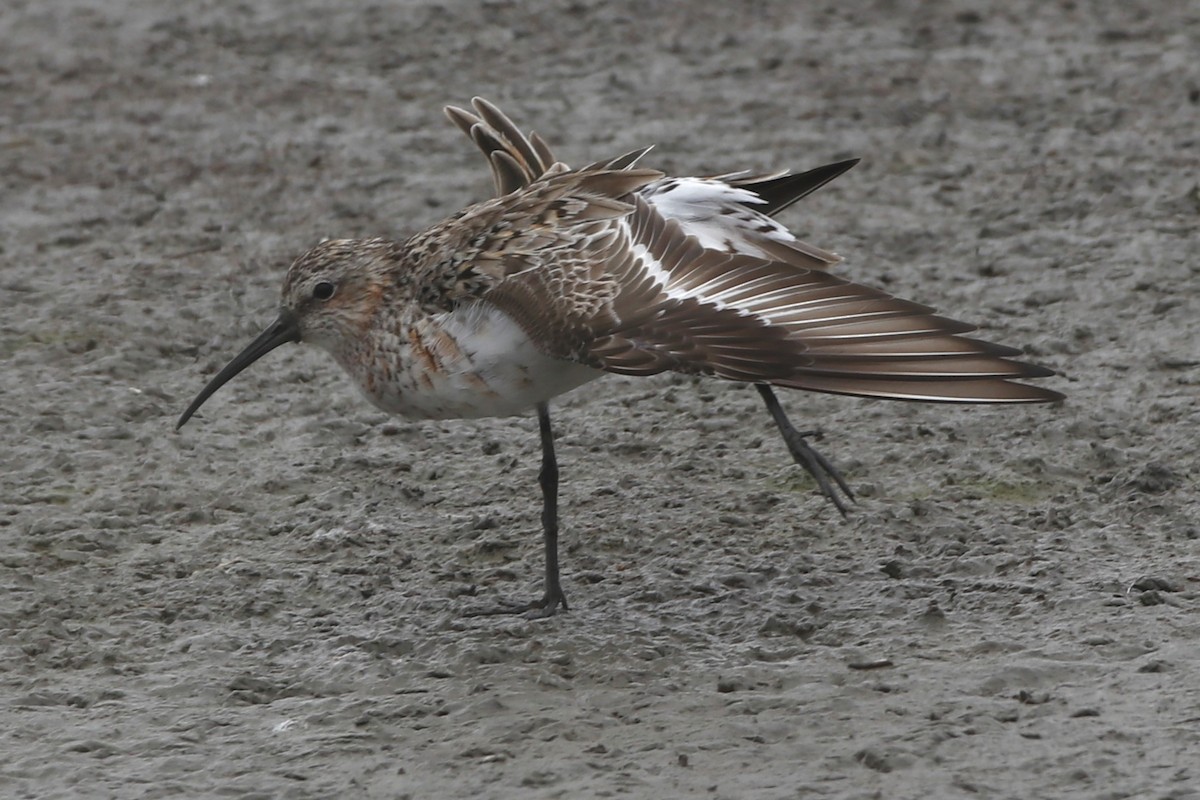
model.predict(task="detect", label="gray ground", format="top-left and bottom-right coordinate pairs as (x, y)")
top-left (2, 1), bottom-right (1198, 797)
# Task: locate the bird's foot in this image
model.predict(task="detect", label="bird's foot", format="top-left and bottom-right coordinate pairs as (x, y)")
top-left (755, 384), bottom-right (855, 517)
top-left (464, 586), bottom-right (568, 619)
top-left (777, 426), bottom-right (855, 517)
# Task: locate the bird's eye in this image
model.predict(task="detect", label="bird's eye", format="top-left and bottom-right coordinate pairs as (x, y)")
top-left (312, 281), bottom-right (335, 301)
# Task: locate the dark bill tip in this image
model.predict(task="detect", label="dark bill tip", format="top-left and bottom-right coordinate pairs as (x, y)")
top-left (176, 310), bottom-right (301, 431)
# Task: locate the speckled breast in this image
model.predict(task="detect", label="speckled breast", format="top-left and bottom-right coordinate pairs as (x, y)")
top-left (338, 302), bottom-right (602, 420)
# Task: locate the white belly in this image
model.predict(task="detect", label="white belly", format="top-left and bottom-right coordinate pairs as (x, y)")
top-left (343, 303), bottom-right (602, 420)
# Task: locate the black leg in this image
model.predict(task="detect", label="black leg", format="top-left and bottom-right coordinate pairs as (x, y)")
top-left (464, 402), bottom-right (567, 618)
top-left (755, 384), bottom-right (855, 516)
top-left (532, 401), bottom-right (568, 616)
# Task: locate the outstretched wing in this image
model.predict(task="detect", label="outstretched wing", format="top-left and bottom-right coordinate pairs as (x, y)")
top-left (582, 199), bottom-right (1060, 403)
top-left (474, 186), bottom-right (1059, 403)
top-left (440, 100), bottom-right (1061, 403)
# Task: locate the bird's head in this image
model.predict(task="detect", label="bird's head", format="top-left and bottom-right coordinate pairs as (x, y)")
top-left (176, 238), bottom-right (400, 430)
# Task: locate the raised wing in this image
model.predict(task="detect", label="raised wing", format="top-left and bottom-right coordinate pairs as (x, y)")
top-left (444, 97), bottom-right (852, 268)
top-left (439, 100), bottom-right (1061, 403)
top-left (445, 98), bottom-right (564, 196)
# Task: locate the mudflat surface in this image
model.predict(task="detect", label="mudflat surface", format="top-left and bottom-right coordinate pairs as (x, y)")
top-left (2, 1), bottom-right (1198, 798)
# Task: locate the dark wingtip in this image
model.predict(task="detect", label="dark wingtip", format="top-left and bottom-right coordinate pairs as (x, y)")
top-left (1039, 387), bottom-right (1067, 403)
top-left (744, 158), bottom-right (863, 216)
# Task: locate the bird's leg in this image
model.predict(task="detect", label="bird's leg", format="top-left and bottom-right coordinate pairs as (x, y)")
top-left (464, 402), bottom-right (567, 619)
top-left (531, 402), bottom-right (568, 616)
top-left (755, 384), bottom-right (855, 516)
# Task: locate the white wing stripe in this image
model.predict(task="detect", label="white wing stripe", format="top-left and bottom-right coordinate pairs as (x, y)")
top-left (640, 177), bottom-right (802, 259)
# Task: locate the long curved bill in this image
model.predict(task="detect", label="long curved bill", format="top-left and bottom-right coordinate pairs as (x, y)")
top-left (176, 310), bottom-right (301, 430)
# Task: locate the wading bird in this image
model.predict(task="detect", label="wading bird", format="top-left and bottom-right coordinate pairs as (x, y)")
top-left (178, 99), bottom-right (1062, 617)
